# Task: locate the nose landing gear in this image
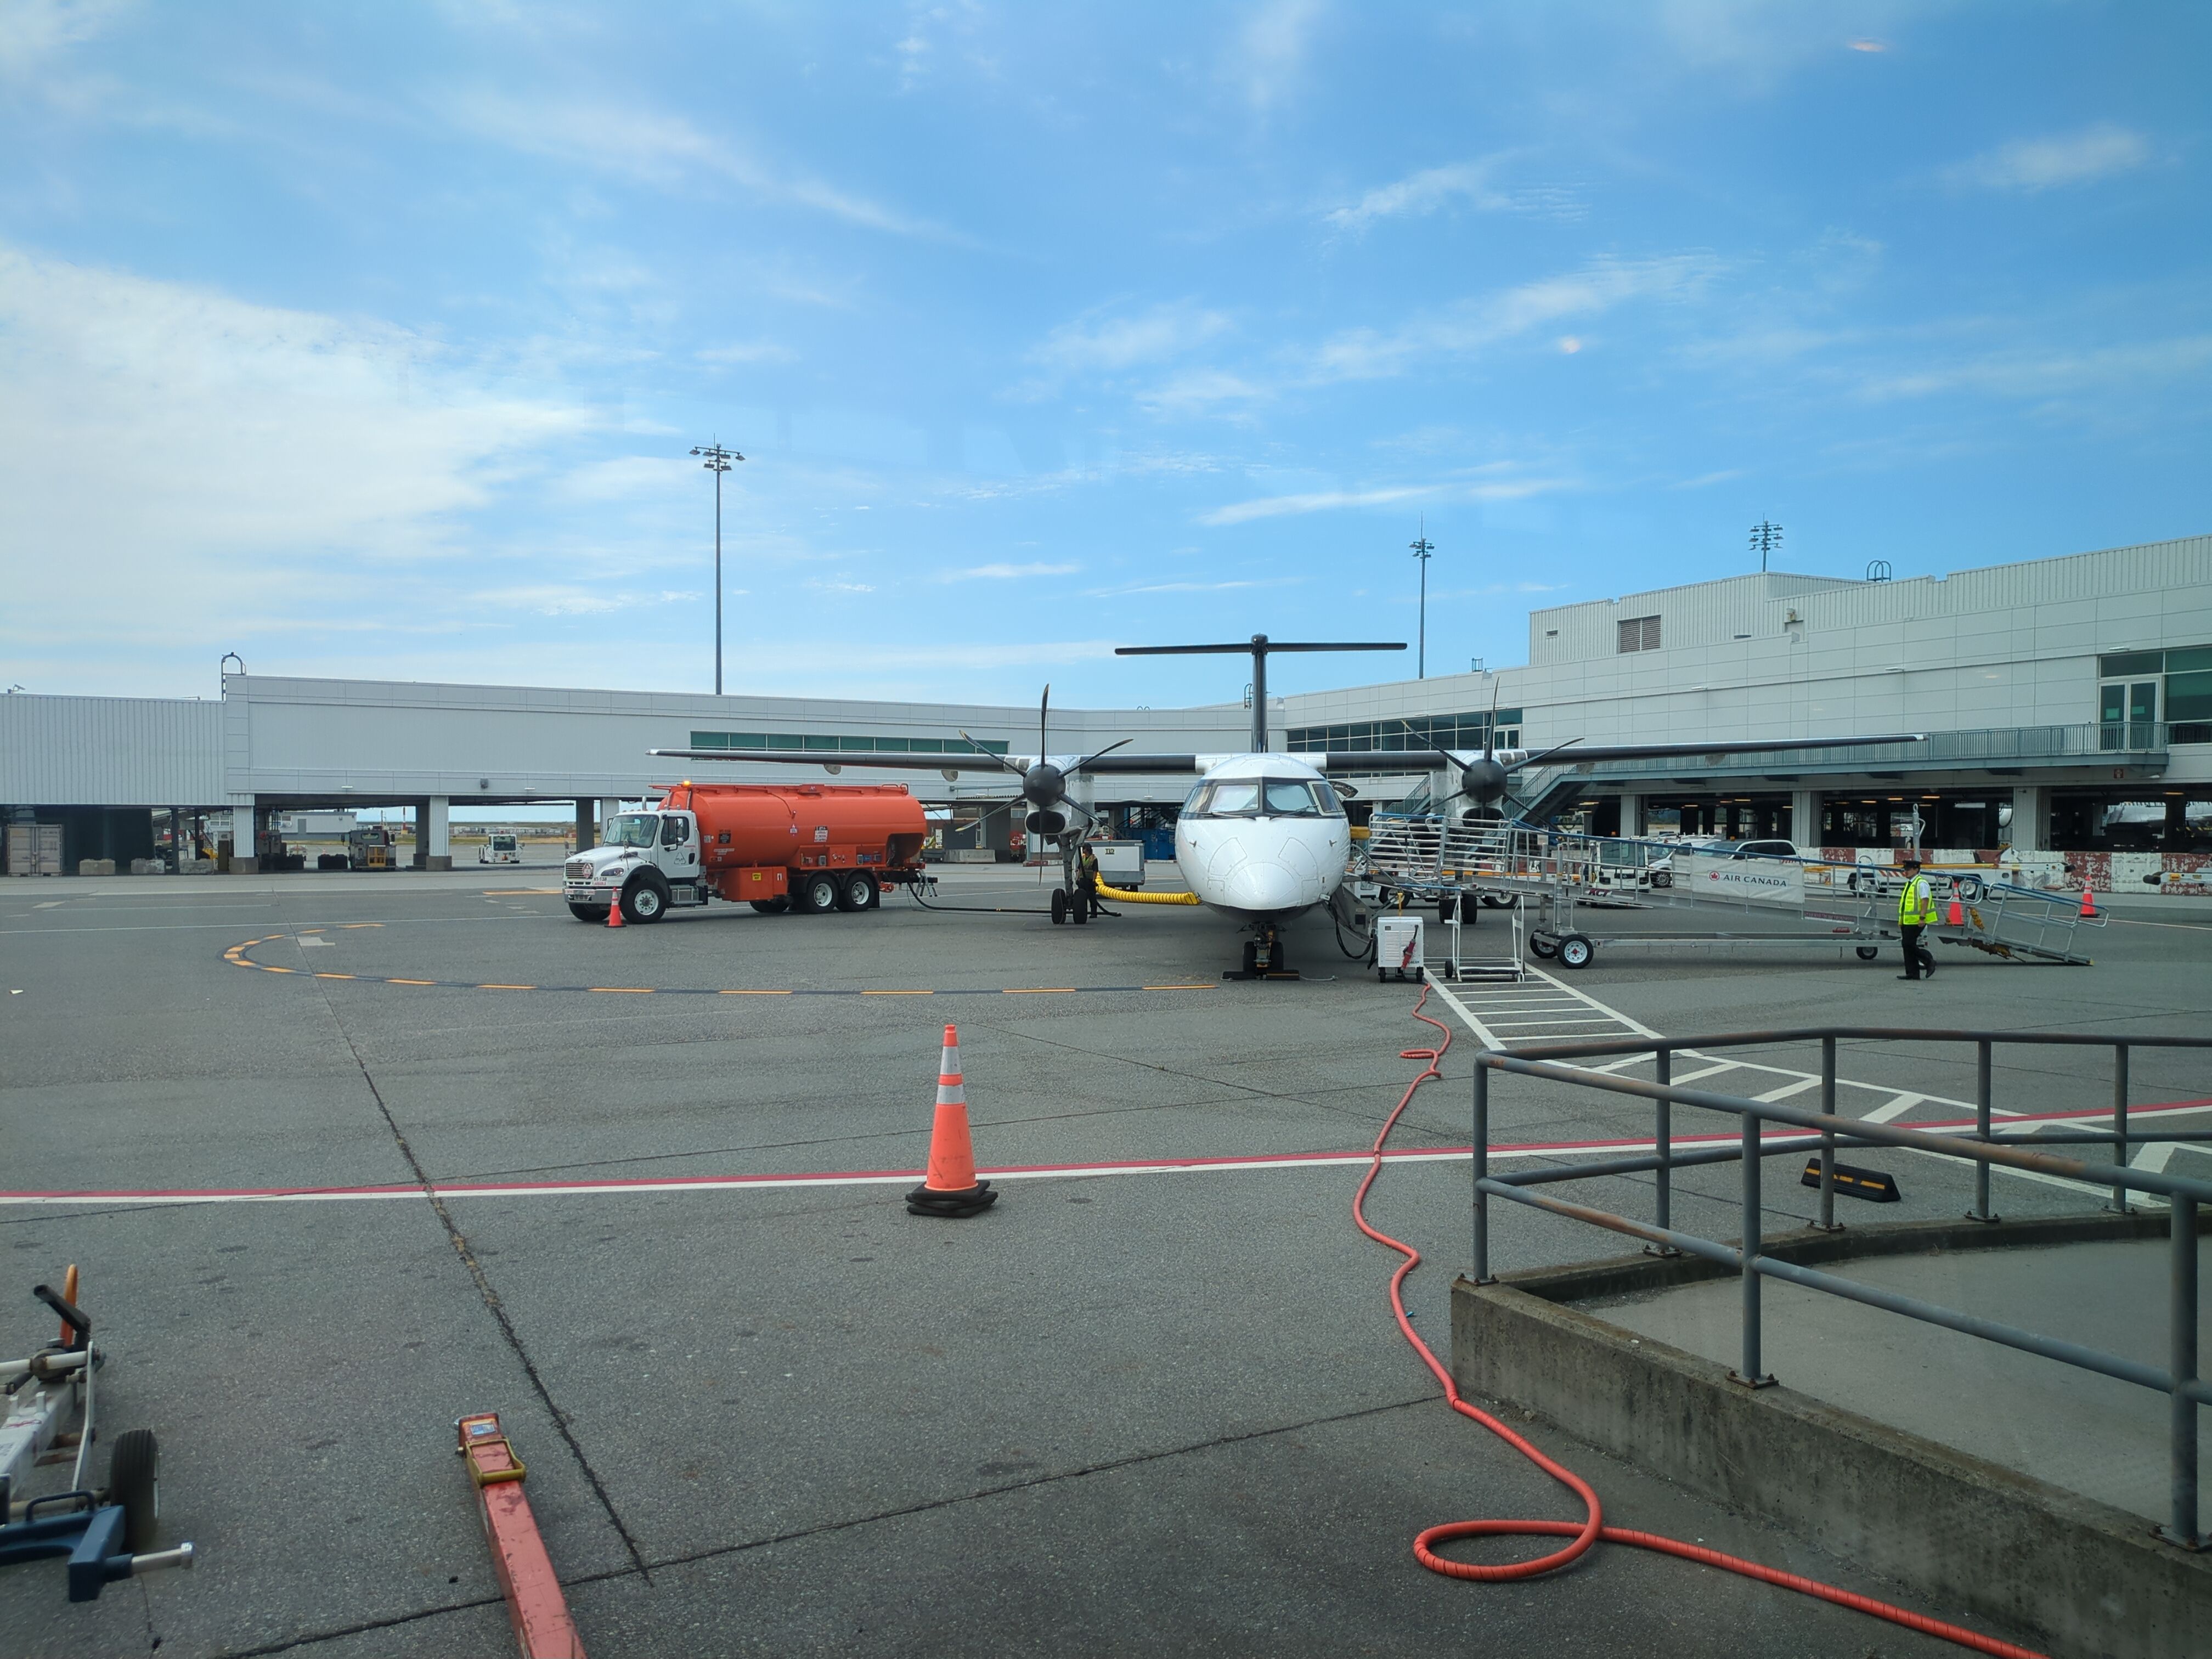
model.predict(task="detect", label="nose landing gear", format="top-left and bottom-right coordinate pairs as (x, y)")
top-left (1225, 924), bottom-right (1297, 981)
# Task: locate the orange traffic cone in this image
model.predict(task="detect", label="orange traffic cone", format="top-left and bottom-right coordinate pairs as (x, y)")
top-left (606, 892), bottom-right (624, 928)
top-left (1945, 897), bottom-right (1964, 926)
top-left (906, 1024), bottom-right (997, 1218)
top-left (2079, 886), bottom-right (2096, 918)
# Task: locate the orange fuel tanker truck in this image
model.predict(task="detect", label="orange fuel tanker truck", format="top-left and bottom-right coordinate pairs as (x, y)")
top-left (562, 782), bottom-right (929, 924)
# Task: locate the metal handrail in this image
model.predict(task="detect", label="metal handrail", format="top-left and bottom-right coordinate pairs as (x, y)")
top-left (1469, 1026), bottom-right (2208, 1549)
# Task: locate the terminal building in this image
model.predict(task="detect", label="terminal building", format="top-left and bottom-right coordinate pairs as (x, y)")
top-left (5, 532), bottom-right (2209, 890)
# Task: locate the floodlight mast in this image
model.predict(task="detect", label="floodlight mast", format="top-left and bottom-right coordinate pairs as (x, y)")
top-left (1409, 521), bottom-right (1435, 678)
top-left (1751, 519), bottom-right (1783, 574)
top-left (1115, 636), bottom-right (1407, 752)
top-left (691, 441), bottom-right (745, 693)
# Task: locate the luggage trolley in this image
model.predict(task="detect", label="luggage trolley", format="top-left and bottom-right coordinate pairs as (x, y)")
top-left (1, 1271), bottom-right (194, 1601)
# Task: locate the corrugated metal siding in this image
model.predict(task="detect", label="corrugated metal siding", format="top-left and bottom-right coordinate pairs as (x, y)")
top-left (1, 695), bottom-right (228, 805)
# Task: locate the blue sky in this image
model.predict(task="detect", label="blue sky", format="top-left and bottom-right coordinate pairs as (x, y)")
top-left (3, 1), bottom-right (2207, 708)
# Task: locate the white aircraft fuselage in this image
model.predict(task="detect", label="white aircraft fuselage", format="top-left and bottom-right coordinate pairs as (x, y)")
top-left (1164, 752), bottom-right (1352, 924)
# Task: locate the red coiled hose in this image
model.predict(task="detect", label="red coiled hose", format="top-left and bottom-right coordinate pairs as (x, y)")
top-left (1352, 988), bottom-right (2046, 1659)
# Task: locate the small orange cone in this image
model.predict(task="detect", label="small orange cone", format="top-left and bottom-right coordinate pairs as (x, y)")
top-left (1945, 897), bottom-right (1964, 926)
top-left (606, 891), bottom-right (624, 928)
top-left (906, 1024), bottom-right (997, 1218)
top-left (2079, 886), bottom-right (2096, 918)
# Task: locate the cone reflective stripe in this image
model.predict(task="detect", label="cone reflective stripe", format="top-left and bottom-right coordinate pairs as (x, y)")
top-left (907, 1024), bottom-right (997, 1218)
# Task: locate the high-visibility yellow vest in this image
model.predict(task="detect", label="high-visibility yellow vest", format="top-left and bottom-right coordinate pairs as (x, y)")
top-left (1898, 873), bottom-right (1937, 927)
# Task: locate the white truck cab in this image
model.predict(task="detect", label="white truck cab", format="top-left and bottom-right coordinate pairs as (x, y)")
top-left (563, 810), bottom-right (703, 922)
top-left (478, 832), bottom-right (521, 865)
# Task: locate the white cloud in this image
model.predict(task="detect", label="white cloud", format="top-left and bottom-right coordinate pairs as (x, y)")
top-left (472, 584), bottom-right (708, 617)
top-left (1199, 474), bottom-right (1570, 526)
top-left (1324, 157), bottom-right (1514, 234)
top-left (1032, 303), bottom-right (1232, 374)
top-left (1085, 576), bottom-right (1305, 597)
top-left (937, 562), bottom-right (1083, 581)
top-left (697, 340), bottom-right (799, 366)
top-left (439, 89), bottom-right (950, 238)
top-left (1231, 0), bottom-right (1325, 111)
top-left (1855, 335), bottom-right (2212, 402)
top-left (0, 0), bottom-right (129, 80)
top-left (0, 243), bottom-right (594, 667)
top-left (1942, 124), bottom-right (2150, 193)
top-left (556, 455), bottom-right (697, 503)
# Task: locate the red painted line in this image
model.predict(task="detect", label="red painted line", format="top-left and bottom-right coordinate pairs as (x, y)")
top-left (6, 1099), bottom-right (2204, 1206)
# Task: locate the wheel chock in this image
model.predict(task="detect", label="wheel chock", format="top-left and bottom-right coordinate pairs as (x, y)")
top-left (456, 1413), bottom-right (585, 1658)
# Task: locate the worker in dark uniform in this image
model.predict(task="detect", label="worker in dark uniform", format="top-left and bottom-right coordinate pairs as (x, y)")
top-left (1896, 856), bottom-right (1937, 981)
top-left (1076, 839), bottom-right (1104, 919)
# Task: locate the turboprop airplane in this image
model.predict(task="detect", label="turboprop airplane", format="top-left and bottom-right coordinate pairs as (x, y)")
top-left (651, 635), bottom-right (1925, 979)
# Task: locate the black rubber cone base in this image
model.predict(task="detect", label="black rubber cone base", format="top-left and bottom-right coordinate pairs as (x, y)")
top-left (905, 1179), bottom-right (997, 1218)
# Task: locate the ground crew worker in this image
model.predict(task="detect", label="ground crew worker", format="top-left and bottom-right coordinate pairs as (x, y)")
top-left (1896, 856), bottom-right (1938, 981)
top-left (1077, 840), bottom-right (1104, 918)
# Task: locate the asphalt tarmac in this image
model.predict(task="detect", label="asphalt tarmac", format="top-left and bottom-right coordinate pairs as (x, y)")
top-left (4, 866), bottom-right (2206, 1656)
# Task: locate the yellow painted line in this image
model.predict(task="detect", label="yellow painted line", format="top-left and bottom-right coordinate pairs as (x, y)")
top-left (1143, 984), bottom-right (1217, 991)
top-left (338, 923), bottom-right (382, 929)
top-left (589, 986), bottom-right (655, 994)
top-left (386, 978), bottom-right (437, 986)
top-left (299, 928), bottom-right (324, 935)
top-left (719, 989), bottom-right (792, 996)
top-left (861, 989), bottom-right (934, 996)
top-left (261, 965), bottom-right (295, 973)
top-left (1002, 987), bottom-right (1078, 995)
top-left (477, 983), bottom-right (535, 990)
top-left (315, 973), bottom-right (357, 980)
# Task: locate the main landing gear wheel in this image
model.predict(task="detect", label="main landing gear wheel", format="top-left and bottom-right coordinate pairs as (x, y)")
top-left (621, 878), bottom-right (668, 924)
top-left (1855, 945), bottom-right (1882, 961)
top-left (1070, 891), bottom-right (1090, 925)
top-left (1557, 933), bottom-right (1595, 969)
top-left (1049, 889), bottom-right (1069, 925)
top-left (836, 872), bottom-right (878, 912)
top-left (568, 902), bottom-right (609, 923)
top-left (799, 872), bottom-right (839, 915)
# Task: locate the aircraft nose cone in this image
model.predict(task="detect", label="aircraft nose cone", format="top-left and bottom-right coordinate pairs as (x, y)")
top-left (1218, 862), bottom-right (1305, 912)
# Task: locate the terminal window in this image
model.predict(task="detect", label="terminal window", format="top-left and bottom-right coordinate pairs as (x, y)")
top-left (2097, 646), bottom-right (2212, 744)
top-left (1617, 616), bottom-right (1662, 653)
top-left (1286, 710), bottom-right (1523, 754)
top-left (687, 730), bottom-right (1008, 755)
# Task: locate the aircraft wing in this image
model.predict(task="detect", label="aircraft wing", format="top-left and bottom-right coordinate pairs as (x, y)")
top-left (648, 747), bottom-right (1021, 772)
top-left (1510, 733), bottom-right (1926, 768)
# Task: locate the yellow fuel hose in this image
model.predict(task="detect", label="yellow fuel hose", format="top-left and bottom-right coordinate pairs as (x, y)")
top-left (1094, 881), bottom-right (1201, 906)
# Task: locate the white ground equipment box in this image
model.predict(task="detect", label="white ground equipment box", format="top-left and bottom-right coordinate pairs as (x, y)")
top-left (1375, 914), bottom-right (1425, 982)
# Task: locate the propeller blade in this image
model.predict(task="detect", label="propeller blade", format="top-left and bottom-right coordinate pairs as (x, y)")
top-left (955, 729), bottom-right (1026, 778)
top-left (1484, 675), bottom-right (1503, 764)
top-left (1504, 737), bottom-right (1582, 773)
top-left (1072, 737), bottom-right (1133, 771)
top-left (1040, 685), bottom-right (1050, 764)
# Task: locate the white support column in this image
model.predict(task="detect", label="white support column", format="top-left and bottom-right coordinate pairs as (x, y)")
top-left (426, 795), bottom-right (452, 871)
top-left (1790, 789), bottom-right (1822, 853)
top-left (228, 803), bottom-right (258, 874)
top-left (1617, 792), bottom-right (1643, 837)
top-left (2011, 786), bottom-right (2049, 853)
top-left (574, 799), bottom-right (598, 854)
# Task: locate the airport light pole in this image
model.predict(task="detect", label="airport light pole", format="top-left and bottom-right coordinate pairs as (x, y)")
top-left (691, 441), bottom-right (745, 695)
top-left (1409, 521), bottom-right (1435, 679)
top-left (1751, 520), bottom-right (1783, 573)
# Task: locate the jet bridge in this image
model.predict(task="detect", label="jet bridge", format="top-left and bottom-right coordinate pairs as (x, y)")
top-left (1361, 814), bottom-right (2104, 970)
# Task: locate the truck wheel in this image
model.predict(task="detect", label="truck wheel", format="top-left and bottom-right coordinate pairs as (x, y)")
top-left (622, 877), bottom-right (668, 924)
top-left (836, 873), bottom-right (876, 912)
top-left (749, 898), bottom-right (789, 915)
top-left (568, 903), bottom-right (609, 923)
top-left (799, 872), bottom-right (839, 915)
top-left (107, 1429), bottom-right (159, 1551)
top-left (1855, 945), bottom-right (1881, 961)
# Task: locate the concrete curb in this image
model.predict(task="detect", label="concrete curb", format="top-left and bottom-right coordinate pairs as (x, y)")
top-left (1450, 1211), bottom-right (2212, 1659)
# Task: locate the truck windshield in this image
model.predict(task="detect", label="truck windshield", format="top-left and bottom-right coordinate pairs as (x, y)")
top-left (606, 814), bottom-right (658, 848)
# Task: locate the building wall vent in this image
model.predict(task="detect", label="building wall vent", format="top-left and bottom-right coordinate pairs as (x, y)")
top-left (1616, 616), bottom-right (1662, 653)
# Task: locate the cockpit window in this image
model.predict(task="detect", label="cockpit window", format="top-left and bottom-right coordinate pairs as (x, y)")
top-left (1186, 778), bottom-right (1345, 819)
